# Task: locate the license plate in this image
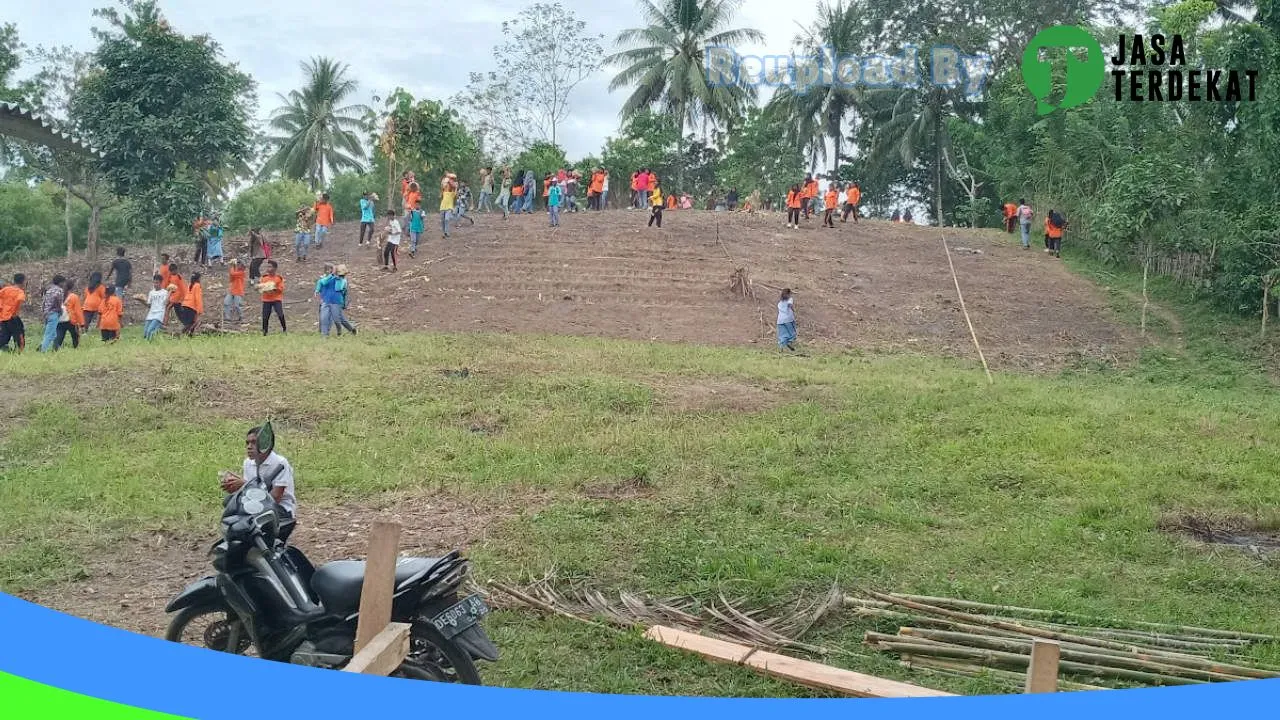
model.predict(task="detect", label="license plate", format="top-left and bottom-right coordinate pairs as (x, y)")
top-left (430, 594), bottom-right (489, 639)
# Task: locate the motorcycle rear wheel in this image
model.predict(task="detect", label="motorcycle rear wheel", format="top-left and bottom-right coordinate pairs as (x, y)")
top-left (392, 621), bottom-right (482, 685)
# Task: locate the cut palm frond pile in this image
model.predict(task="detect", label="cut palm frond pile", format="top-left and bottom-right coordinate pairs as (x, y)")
top-left (852, 591), bottom-right (1280, 689)
top-left (729, 267), bottom-right (755, 299)
top-left (482, 573), bottom-right (845, 656)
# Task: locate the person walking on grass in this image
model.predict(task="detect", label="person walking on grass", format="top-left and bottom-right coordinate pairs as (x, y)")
top-left (316, 263), bottom-right (355, 337)
top-left (777, 288), bottom-right (797, 352)
top-left (1016, 198), bottom-right (1033, 249)
top-left (382, 209), bottom-right (402, 271)
top-left (99, 286), bottom-right (123, 343)
top-left (0, 273), bottom-right (27, 352)
top-left (82, 271), bottom-right (105, 331)
top-left (258, 261), bottom-right (286, 335)
top-left (333, 264), bottom-right (357, 336)
top-left (548, 180), bottom-right (563, 228)
top-left (55, 278), bottom-right (82, 350)
top-left (224, 259), bottom-right (246, 325)
top-left (38, 275), bottom-right (66, 352)
top-left (647, 182), bottom-right (664, 228)
top-left (359, 191), bottom-right (377, 246)
top-left (107, 246), bottom-right (132, 298)
top-left (140, 274), bottom-right (169, 340)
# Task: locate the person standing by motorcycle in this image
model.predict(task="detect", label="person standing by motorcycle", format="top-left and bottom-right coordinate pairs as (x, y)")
top-left (220, 423), bottom-right (297, 540)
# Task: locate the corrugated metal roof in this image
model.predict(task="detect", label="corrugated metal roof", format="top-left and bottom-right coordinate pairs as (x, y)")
top-left (0, 101), bottom-right (105, 158)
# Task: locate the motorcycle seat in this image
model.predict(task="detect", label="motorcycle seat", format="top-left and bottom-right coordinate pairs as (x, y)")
top-left (310, 557), bottom-right (440, 617)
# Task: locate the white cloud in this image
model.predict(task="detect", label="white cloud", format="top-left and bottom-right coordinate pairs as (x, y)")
top-left (7, 0), bottom-right (823, 159)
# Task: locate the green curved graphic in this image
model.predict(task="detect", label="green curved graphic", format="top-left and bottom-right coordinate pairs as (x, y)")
top-left (1021, 25), bottom-right (1105, 115)
top-left (0, 671), bottom-right (189, 719)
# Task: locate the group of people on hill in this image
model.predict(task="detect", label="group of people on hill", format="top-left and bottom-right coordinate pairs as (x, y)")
top-left (1002, 200), bottom-right (1068, 258)
top-left (0, 247), bottom-right (136, 352)
top-left (783, 175), bottom-right (863, 229)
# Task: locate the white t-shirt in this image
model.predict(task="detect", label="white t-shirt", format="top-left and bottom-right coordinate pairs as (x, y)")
top-left (387, 219), bottom-right (402, 245)
top-left (145, 289), bottom-right (169, 322)
top-left (1018, 204), bottom-right (1033, 222)
top-left (602, 175), bottom-right (609, 192)
top-left (777, 298), bottom-right (795, 324)
top-left (242, 451), bottom-right (297, 516)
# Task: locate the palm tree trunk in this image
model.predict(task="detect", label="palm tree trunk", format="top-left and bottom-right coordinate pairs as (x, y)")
top-left (676, 101), bottom-right (687, 192)
top-left (833, 128), bottom-right (842, 179)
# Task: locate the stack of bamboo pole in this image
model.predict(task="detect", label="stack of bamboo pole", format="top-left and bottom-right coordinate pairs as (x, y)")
top-left (852, 591), bottom-right (1280, 689)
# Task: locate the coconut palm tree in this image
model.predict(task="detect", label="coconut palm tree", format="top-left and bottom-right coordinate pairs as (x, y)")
top-left (259, 57), bottom-right (370, 189)
top-left (767, 1), bottom-right (866, 177)
top-left (606, 0), bottom-right (763, 191)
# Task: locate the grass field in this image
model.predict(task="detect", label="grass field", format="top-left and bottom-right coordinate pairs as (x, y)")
top-left (4, 287), bottom-right (1280, 695)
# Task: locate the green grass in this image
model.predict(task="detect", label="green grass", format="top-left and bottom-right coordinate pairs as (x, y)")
top-left (3, 322), bottom-right (1280, 696)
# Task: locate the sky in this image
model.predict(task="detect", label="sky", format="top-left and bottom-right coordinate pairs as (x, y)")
top-left (7, 0), bottom-right (824, 160)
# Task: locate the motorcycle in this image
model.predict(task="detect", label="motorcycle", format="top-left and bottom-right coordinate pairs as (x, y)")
top-left (164, 486), bottom-right (498, 683)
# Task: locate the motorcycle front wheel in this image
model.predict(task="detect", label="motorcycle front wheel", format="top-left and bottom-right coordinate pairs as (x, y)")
top-left (165, 605), bottom-right (254, 655)
top-left (394, 621), bottom-right (482, 685)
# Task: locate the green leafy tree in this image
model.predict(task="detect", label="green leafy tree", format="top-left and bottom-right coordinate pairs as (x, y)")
top-left (718, 107), bottom-right (806, 204)
top-left (71, 0), bottom-right (256, 249)
top-left (454, 2), bottom-right (603, 157)
top-left (376, 90), bottom-right (480, 209)
top-left (514, 141), bottom-right (569, 184)
top-left (606, 0), bottom-right (763, 191)
top-left (259, 57), bottom-right (369, 189)
top-left (222, 179), bottom-right (314, 234)
top-left (326, 171), bottom-right (382, 222)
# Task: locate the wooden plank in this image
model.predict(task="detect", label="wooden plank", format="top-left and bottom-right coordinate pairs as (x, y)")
top-left (1025, 640), bottom-right (1061, 693)
top-left (343, 622), bottom-right (412, 676)
top-left (353, 521), bottom-right (402, 654)
top-left (644, 626), bottom-right (954, 698)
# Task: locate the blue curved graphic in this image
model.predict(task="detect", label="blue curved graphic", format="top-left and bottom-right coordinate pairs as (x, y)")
top-left (1, 591), bottom-right (1277, 719)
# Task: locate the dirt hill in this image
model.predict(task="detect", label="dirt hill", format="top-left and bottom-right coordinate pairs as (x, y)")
top-left (2, 209), bottom-right (1134, 370)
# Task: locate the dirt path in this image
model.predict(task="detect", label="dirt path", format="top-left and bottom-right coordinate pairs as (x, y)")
top-left (1, 210), bottom-right (1137, 371)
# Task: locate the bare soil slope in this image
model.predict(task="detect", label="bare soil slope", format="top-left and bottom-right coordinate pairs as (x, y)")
top-left (4, 210), bottom-right (1134, 370)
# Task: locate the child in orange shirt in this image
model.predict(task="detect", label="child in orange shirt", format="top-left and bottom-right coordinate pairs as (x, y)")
top-left (177, 272), bottom-right (204, 336)
top-left (785, 185), bottom-right (802, 229)
top-left (823, 187), bottom-right (838, 228)
top-left (82, 271), bottom-right (106, 330)
top-left (843, 183), bottom-right (861, 223)
top-left (98, 287), bottom-right (124, 342)
top-left (258, 261), bottom-right (286, 335)
top-left (224, 259), bottom-right (246, 324)
top-left (56, 278), bottom-right (83, 349)
top-left (165, 263), bottom-right (187, 324)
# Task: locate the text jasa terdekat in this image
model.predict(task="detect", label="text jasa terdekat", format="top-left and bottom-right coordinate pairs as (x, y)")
top-left (1112, 34), bottom-right (1258, 102)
